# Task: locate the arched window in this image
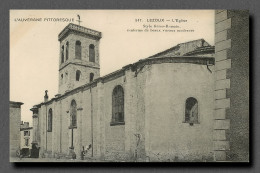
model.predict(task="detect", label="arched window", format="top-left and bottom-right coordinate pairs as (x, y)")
top-left (89, 44), bottom-right (95, 62)
top-left (75, 41), bottom-right (82, 60)
top-left (48, 108), bottom-right (53, 132)
top-left (111, 85), bottom-right (124, 125)
top-left (90, 73), bottom-right (94, 82)
top-left (66, 41), bottom-right (69, 60)
top-left (61, 46), bottom-right (64, 63)
top-left (61, 74), bottom-right (63, 84)
top-left (185, 97), bottom-right (199, 125)
top-left (70, 100), bottom-right (77, 127)
top-left (76, 70), bottom-right (81, 81)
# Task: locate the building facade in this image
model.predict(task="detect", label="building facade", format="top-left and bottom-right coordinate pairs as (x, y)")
top-left (213, 10), bottom-right (249, 161)
top-left (10, 101), bottom-right (23, 161)
top-left (20, 121), bottom-right (33, 157)
top-left (31, 22), bottom-right (216, 161)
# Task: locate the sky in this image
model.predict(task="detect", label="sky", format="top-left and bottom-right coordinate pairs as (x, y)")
top-left (10, 10), bottom-right (214, 125)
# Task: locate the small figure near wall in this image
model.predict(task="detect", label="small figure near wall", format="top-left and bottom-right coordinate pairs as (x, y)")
top-left (81, 144), bottom-right (92, 160)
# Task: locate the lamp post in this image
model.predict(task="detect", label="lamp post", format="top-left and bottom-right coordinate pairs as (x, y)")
top-left (67, 110), bottom-right (76, 159)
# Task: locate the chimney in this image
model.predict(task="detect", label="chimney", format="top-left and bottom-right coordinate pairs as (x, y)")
top-left (44, 90), bottom-right (49, 102)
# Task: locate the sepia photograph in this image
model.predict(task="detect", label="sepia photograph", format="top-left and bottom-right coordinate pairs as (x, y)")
top-left (9, 10), bottom-right (249, 162)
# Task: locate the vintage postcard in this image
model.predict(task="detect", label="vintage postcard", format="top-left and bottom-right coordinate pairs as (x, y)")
top-left (9, 10), bottom-right (249, 162)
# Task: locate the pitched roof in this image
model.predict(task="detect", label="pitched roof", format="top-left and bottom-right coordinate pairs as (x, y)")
top-left (147, 39), bottom-right (214, 59)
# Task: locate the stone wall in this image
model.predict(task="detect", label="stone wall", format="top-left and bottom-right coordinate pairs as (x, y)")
top-left (37, 87), bottom-right (100, 159)
top-left (102, 75), bottom-right (127, 161)
top-left (10, 101), bottom-right (23, 160)
top-left (214, 10), bottom-right (249, 161)
top-left (59, 63), bottom-right (100, 94)
top-left (145, 63), bottom-right (214, 161)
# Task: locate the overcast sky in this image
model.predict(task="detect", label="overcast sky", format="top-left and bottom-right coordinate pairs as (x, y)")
top-left (10, 10), bottom-right (214, 125)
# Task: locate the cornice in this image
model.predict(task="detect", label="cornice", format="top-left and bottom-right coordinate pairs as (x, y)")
top-left (58, 23), bottom-right (102, 41)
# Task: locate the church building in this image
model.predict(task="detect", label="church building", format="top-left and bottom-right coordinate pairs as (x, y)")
top-left (30, 10), bottom-right (249, 162)
top-left (31, 22), bottom-right (216, 161)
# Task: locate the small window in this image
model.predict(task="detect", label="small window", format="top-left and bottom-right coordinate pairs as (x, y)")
top-left (89, 44), bottom-right (95, 62)
top-left (48, 108), bottom-right (53, 132)
top-left (61, 46), bottom-right (64, 63)
top-left (75, 41), bottom-right (82, 60)
top-left (65, 72), bottom-right (68, 83)
top-left (61, 74), bottom-right (63, 84)
top-left (90, 73), bottom-right (94, 82)
top-left (111, 85), bottom-right (124, 125)
top-left (24, 131), bottom-right (29, 136)
top-left (76, 70), bottom-right (81, 81)
top-left (66, 41), bottom-right (69, 60)
top-left (185, 97), bottom-right (199, 125)
top-left (25, 139), bottom-right (29, 146)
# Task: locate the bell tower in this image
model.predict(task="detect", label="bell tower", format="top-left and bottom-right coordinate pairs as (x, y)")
top-left (58, 23), bottom-right (102, 94)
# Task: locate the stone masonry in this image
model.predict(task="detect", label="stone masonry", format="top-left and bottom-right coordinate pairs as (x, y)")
top-left (214, 10), bottom-right (249, 161)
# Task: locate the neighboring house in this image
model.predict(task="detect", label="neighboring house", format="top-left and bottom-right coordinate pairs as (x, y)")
top-left (20, 121), bottom-right (33, 157)
top-left (10, 101), bottom-right (23, 161)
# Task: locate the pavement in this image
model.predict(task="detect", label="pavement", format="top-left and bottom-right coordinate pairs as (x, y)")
top-left (10, 157), bottom-right (104, 162)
